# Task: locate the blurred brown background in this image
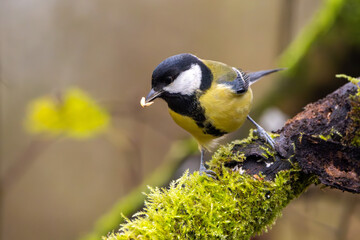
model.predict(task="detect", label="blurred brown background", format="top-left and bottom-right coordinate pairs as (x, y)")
top-left (1, 0), bottom-right (359, 240)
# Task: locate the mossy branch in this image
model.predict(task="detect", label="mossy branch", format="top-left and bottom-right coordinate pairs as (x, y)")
top-left (104, 81), bottom-right (359, 240)
top-left (218, 80), bottom-right (360, 194)
top-left (106, 169), bottom-right (312, 240)
top-left (275, 80), bottom-right (360, 193)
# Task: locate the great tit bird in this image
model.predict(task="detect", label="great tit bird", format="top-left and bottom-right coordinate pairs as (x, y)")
top-left (141, 53), bottom-right (282, 176)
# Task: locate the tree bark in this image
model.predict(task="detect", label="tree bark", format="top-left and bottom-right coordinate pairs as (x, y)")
top-left (227, 82), bottom-right (360, 193)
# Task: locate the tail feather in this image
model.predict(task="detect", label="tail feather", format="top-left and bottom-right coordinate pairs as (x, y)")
top-left (248, 68), bottom-right (285, 84)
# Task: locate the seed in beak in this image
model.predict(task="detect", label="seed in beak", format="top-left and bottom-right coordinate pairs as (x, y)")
top-left (140, 97), bottom-right (154, 108)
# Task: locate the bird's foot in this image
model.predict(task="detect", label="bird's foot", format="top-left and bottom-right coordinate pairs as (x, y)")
top-left (199, 165), bottom-right (217, 179)
top-left (253, 128), bottom-right (276, 149)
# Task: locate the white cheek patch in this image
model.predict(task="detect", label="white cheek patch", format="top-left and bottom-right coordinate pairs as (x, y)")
top-left (163, 64), bottom-right (202, 95)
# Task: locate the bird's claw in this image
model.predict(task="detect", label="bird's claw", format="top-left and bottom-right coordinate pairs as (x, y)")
top-left (253, 128), bottom-right (276, 149)
top-left (199, 166), bottom-right (217, 179)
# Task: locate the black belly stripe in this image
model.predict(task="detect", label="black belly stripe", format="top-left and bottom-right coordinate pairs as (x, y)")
top-left (163, 93), bottom-right (227, 137)
top-left (201, 122), bottom-right (227, 137)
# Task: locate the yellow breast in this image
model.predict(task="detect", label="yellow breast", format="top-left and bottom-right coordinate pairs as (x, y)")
top-left (200, 59), bottom-right (253, 133)
top-left (168, 87), bottom-right (252, 149)
top-left (200, 86), bottom-right (253, 133)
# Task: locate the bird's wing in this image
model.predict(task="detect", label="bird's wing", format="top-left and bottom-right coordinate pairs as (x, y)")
top-left (202, 60), bottom-right (251, 94)
top-left (221, 68), bottom-right (250, 94)
top-left (221, 68), bottom-right (284, 94)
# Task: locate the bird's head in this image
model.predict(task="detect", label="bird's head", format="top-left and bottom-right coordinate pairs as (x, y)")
top-left (141, 53), bottom-right (212, 107)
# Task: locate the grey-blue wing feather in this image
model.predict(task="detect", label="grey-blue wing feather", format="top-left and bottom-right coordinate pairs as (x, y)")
top-left (221, 68), bottom-right (284, 94)
top-left (222, 68), bottom-right (250, 94)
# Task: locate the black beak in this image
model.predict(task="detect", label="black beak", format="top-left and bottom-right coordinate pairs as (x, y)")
top-left (145, 88), bottom-right (163, 103)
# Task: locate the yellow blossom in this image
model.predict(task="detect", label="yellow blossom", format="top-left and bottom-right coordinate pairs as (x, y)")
top-left (25, 88), bottom-right (110, 139)
top-left (25, 96), bottom-right (63, 136)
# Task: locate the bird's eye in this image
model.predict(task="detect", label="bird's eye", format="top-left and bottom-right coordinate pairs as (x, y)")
top-left (164, 76), bottom-right (173, 85)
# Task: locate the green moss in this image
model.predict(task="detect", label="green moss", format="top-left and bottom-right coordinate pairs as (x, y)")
top-left (80, 139), bottom-right (198, 240)
top-left (336, 74), bottom-right (360, 146)
top-left (209, 130), bottom-right (259, 166)
top-left (104, 152), bottom-right (313, 239)
top-left (315, 127), bottom-right (343, 141)
top-left (259, 145), bottom-right (276, 160)
top-left (336, 74), bottom-right (360, 86)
